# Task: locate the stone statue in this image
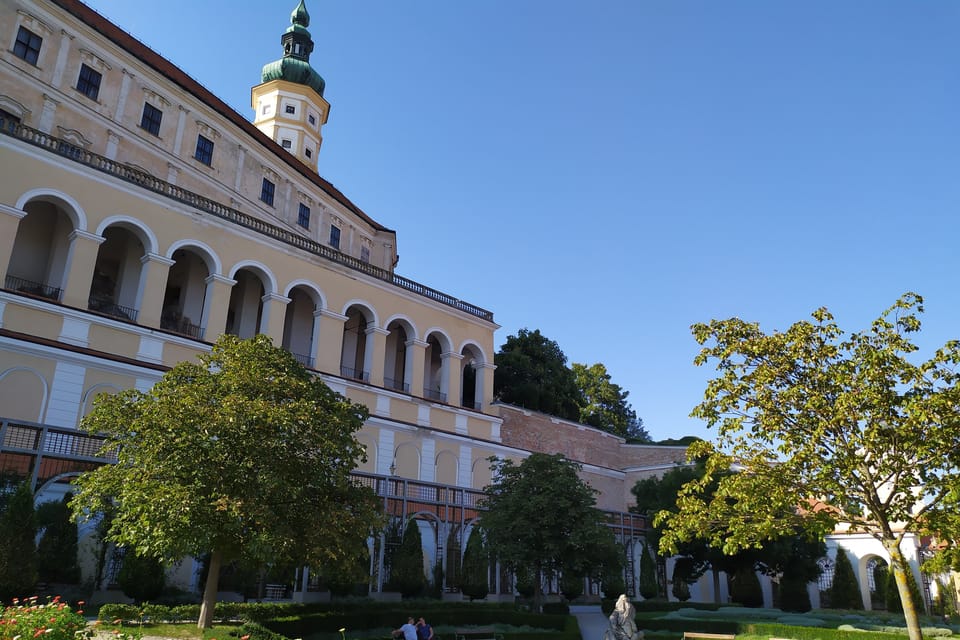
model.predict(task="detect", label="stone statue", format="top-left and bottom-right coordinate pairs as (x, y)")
top-left (607, 594), bottom-right (642, 640)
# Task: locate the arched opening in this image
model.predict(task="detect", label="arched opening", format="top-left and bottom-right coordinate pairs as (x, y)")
top-left (6, 199), bottom-right (75, 300)
top-left (161, 248), bottom-right (211, 339)
top-left (460, 344), bottom-right (484, 411)
top-left (867, 556), bottom-right (889, 610)
top-left (282, 285), bottom-right (320, 368)
top-left (422, 333), bottom-right (448, 403)
top-left (340, 305), bottom-right (370, 381)
top-left (88, 225), bottom-right (146, 321)
top-left (225, 268), bottom-right (266, 338)
top-left (384, 320), bottom-right (410, 392)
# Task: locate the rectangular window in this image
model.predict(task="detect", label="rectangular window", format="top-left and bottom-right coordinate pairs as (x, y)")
top-left (140, 102), bottom-right (163, 136)
top-left (194, 134), bottom-right (214, 165)
top-left (329, 225), bottom-right (340, 249)
top-left (0, 108), bottom-right (20, 133)
top-left (304, 147), bottom-right (312, 158)
top-left (360, 245), bottom-right (370, 263)
top-left (285, 104), bottom-right (296, 114)
top-left (262, 104), bottom-right (271, 115)
top-left (281, 139), bottom-right (292, 149)
top-left (260, 178), bottom-right (275, 206)
top-left (297, 203), bottom-right (310, 229)
top-left (76, 63), bottom-right (102, 100)
top-left (13, 26), bottom-right (42, 65)
top-left (308, 113), bottom-right (316, 125)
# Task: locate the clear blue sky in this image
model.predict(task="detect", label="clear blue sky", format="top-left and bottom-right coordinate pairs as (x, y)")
top-left (83, 0), bottom-right (960, 441)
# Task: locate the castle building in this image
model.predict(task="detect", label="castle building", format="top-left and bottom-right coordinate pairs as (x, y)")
top-left (0, 0), bottom-right (664, 600)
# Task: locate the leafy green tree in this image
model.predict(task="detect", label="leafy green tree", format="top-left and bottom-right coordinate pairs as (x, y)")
top-left (0, 482), bottom-right (37, 601)
top-left (493, 329), bottom-right (581, 420)
top-left (480, 453), bottom-right (613, 611)
top-left (658, 294), bottom-right (960, 640)
top-left (460, 527), bottom-right (488, 600)
top-left (779, 573), bottom-right (811, 612)
top-left (117, 549), bottom-right (166, 603)
top-left (886, 562), bottom-right (924, 614)
top-left (638, 539), bottom-right (659, 599)
top-left (444, 526), bottom-right (461, 593)
top-left (390, 519), bottom-right (426, 598)
top-left (36, 494), bottom-right (80, 584)
top-left (70, 334), bottom-right (382, 628)
top-left (572, 363), bottom-right (648, 440)
top-left (826, 549), bottom-right (861, 609)
top-left (561, 563), bottom-right (584, 601)
top-left (671, 561), bottom-right (691, 602)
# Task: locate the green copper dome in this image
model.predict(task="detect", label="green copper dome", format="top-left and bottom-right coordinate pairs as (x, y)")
top-left (260, 0), bottom-right (325, 97)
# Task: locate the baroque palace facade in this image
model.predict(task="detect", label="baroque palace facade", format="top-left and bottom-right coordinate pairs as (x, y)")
top-left (0, 0), bottom-right (688, 601)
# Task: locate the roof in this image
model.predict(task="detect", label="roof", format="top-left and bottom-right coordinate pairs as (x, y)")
top-left (50, 0), bottom-right (394, 235)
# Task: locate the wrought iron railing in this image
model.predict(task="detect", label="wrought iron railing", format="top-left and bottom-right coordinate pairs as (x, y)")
top-left (159, 316), bottom-right (204, 339)
top-left (383, 377), bottom-right (410, 393)
top-left (423, 388), bottom-right (447, 403)
top-left (88, 299), bottom-right (139, 322)
top-left (289, 351), bottom-right (315, 369)
top-left (339, 365), bottom-right (369, 382)
top-left (0, 118), bottom-right (494, 323)
top-left (4, 274), bottom-right (62, 301)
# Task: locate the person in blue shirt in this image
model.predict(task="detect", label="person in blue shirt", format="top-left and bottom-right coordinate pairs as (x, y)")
top-left (417, 617), bottom-right (434, 640)
top-left (394, 617), bottom-right (418, 640)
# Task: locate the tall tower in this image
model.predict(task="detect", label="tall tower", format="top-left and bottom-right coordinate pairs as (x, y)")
top-left (252, 0), bottom-right (330, 172)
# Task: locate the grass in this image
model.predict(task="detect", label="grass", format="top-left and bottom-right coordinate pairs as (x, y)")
top-left (96, 622), bottom-right (242, 640)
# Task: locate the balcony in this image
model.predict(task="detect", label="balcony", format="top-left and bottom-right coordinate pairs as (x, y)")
top-left (339, 366), bottom-right (369, 382)
top-left (423, 388), bottom-right (447, 403)
top-left (383, 377), bottom-right (410, 393)
top-left (160, 315), bottom-right (204, 340)
top-left (4, 275), bottom-right (62, 302)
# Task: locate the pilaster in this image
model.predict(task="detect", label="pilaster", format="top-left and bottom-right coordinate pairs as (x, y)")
top-left (365, 326), bottom-right (389, 387)
top-left (314, 308), bottom-right (346, 375)
top-left (260, 292), bottom-right (291, 346)
top-left (406, 339), bottom-right (427, 397)
top-left (60, 229), bottom-right (104, 309)
top-left (0, 204), bottom-right (27, 284)
top-left (200, 274), bottom-right (236, 340)
top-left (135, 253), bottom-right (175, 328)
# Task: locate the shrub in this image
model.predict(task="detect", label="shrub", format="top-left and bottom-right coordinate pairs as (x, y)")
top-left (779, 574), bottom-right (812, 612)
top-left (670, 563), bottom-right (690, 603)
top-left (388, 519), bottom-right (426, 598)
top-left (828, 550), bottom-right (862, 610)
top-left (117, 551), bottom-right (166, 603)
top-left (729, 565), bottom-right (763, 608)
top-left (0, 482), bottom-right (37, 602)
top-left (0, 596), bottom-right (91, 640)
top-left (460, 528), bottom-right (488, 600)
top-left (560, 570), bottom-right (583, 601)
top-left (885, 565), bottom-right (924, 614)
top-left (35, 496), bottom-right (80, 585)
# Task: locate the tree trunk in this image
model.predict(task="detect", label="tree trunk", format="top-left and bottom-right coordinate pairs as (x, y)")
top-left (884, 539), bottom-right (922, 640)
top-left (198, 549), bottom-right (222, 629)
top-left (533, 565), bottom-right (543, 613)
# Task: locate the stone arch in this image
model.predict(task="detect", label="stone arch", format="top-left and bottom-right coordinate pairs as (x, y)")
top-left (165, 239), bottom-right (221, 275)
top-left (435, 448), bottom-right (459, 486)
top-left (80, 383), bottom-right (122, 417)
top-left (162, 242), bottom-right (219, 338)
top-left (383, 315), bottom-right (417, 392)
top-left (471, 456), bottom-right (493, 491)
top-left (16, 188), bottom-right (87, 231)
top-left (340, 301), bottom-right (378, 381)
top-left (0, 367), bottom-right (48, 422)
top-left (394, 441), bottom-right (421, 480)
top-left (422, 328), bottom-right (454, 403)
top-left (88, 221), bottom-right (148, 321)
top-left (283, 279), bottom-right (326, 309)
top-left (95, 215), bottom-right (158, 255)
top-left (340, 299), bottom-right (379, 328)
top-left (283, 281), bottom-right (325, 367)
top-left (459, 342), bottom-right (486, 410)
top-left (227, 260), bottom-right (278, 295)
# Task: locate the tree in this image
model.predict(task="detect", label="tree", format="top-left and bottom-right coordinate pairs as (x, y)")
top-left (638, 539), bottom-right (659, 599)
top-left (572, 363), bottom-right (649, 440)
top-left (730, 565), bottom-right (763, 607)
top-left (390, 519), bottom-right (426, 598)
top-left (658, 294), bottom-right (960, 640)
top-left (117, 549), bottom-right (166, 603)
top-left (671, 560), bottom-right (692, 602)
top-left (480, 453), bottom-right (615, 611)
top-left (493, 329), bottom-right (581, 420)
top-left (0, 482), bottom-right (37, 601)
top-left (36, 494), bottom-right (80, 584)
top-left (460, 527), bottom-right (488, 600)
top-left (70, 334), bottom-right (382, 628)
top-left (827, 549), bottom-right (861, 609)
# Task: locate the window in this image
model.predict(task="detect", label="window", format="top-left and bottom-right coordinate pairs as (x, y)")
top-left (194, 134), bottom-right (214, 165)
top-left (285, 104), bottom-right (295, 114)
top-left (360, 245), bottom-right (370, 263)
top-left (297, 203), bottom-right (310, 229)
top-left (308, 113), bottom-right (316, 126)
top-left (304, 147), bottom-right (312, 158)
top-left (140, 102), bottom-right (163, 136)
top-left (329, 225), bottom-right (340, 249)
top-left (260, 178), bottom-right (275, 206)
top-left (262, 104), bottom-right (272, 115)
top-left (76, 63), bottom-right (102, 100)
top-left (13, 26), bottom-right (42, 65)
top-left (0, 108), bottom-right (20, 133)
top-left (281, 139), bottom-right (292, 149)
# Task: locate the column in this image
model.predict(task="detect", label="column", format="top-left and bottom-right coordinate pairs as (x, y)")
top-left (260, 292), bottom-right (291, 346)
top-left (114, 69), bottom-right (134, 121)
top-left (199, 274), bottom-right (235, 340)
top-left (406, 339), bottom-right (427, 397)
top-left (234, 145), bottom-right (246, 192)
top-left (441, 351), bottom-right (463, 406)
top-left (51, 30), bottom-right (74, 89)
top-left (60, 230), bottom-right (104, 309)
top-left (364, 326), bottom-right (389, 387)
top-left (313, 309), bottom-right (346, 375)
top-left (476, 362), bottom-right (496, 412)
top-left (173, 105), bottom-right (189, 155)
top-left (135, 253), bottom-right (174, 328)
top-left (0, 204), bottom-right (26, 284)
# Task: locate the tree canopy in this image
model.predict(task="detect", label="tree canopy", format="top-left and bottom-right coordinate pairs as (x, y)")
top-left (70, 334), bottom-right (382, 628)
top-left (479, 453), bottom-right (622, 611)
top-left (657, 293), bottom-right (960, 640)
top-left (494, 328), bottom-right (648, 440)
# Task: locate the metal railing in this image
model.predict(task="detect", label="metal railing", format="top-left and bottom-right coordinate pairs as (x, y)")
top-left (159, 316), bottom-right (204, 339)
top-left (0, 118), bottom-right (494, 323)
top-left (88, 299), bottom-right (139, 322)
top-left (339, 365), bottom-right (369, 382)
top-left (423, 388), bottom-right (447, 403)
top-left (289, 351), bottom-right (315, 369)
top-left (4, 274), bottom-right (62, 302)
top-left (383, 377), bottom-right (410, 393)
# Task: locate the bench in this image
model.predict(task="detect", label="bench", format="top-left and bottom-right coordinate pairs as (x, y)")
top-left (682, 634), bottom-right (735, 640)
top-left (455, 627), bottom-right (503, 640)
